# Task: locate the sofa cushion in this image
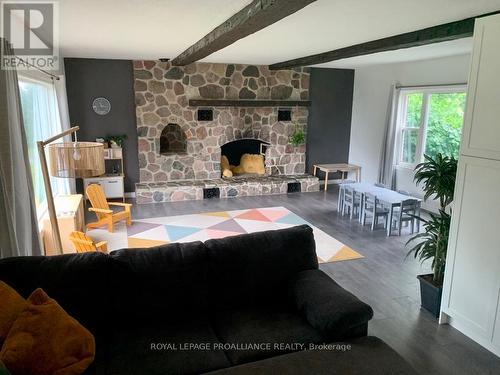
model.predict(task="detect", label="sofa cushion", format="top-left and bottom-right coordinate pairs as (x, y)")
top-left (205, 225), bottom-right (318, 309)
top-left (1, 288), bottom-right (95, 375)
top-left (0, 281), bottom-right (28, 346)
top-left (105, 317), bottom-right (231, 375)
top-left (109, 241), bottom-right (208, 321)
top-left (212, 304), bottom-right (324, 365)
top-left (203, 336), bottom-right (418, 375)
top-left (0, 252), bottom-right (109, 335)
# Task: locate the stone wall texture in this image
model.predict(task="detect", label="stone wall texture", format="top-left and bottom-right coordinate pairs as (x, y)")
top-left (133, 61), bottom-right (310, 182)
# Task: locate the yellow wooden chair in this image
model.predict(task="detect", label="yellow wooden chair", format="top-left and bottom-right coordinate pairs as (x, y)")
top-left (69, 231), bottom-right (108, 253)
top-left (86, 184), bottom-right (132, 233)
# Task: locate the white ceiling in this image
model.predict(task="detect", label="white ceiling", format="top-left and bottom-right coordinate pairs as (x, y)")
top-left (59, 0), bottom-right (253, 60)
top-left (59, 0), bottom-right (500, 67)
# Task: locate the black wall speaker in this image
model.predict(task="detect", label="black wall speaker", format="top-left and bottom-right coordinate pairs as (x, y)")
top-left (278, 109), bottom-right (292, 121)
top-left (198, 109), bottom-right (214, 121)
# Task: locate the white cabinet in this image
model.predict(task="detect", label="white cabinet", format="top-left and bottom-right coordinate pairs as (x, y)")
top-left (83, 176), bottom-right (124, 200)
top-left (441, 157), bottom-right (500, 354)
top-left (461, 15), bottom-right (500, 160)
top-left (441, 13), bottom-right (500, 357)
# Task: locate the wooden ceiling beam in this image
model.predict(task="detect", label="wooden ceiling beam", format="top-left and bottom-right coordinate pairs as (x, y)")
top-left (268, 11), bottom-right (500, 70)
top-left (171, 0), bottom-right (317, 66)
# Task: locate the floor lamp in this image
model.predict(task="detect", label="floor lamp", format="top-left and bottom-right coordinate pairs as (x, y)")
top-left (37, 126), bottom-right (105, 254)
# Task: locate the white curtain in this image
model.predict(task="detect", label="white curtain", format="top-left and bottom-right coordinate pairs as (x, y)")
top-left (19, 75), bottom-right (71, 207)
top-left (378, 84), bottom-right (401, 188)
top-left (54, 72), bottom-right (75, 193)
top-left (0, 39), bottom-right (42, 257)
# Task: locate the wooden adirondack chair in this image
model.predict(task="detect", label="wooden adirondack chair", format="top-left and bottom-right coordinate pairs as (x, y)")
top-left (86, 184), bottom-right (132, 233)
top-left (69, 231), bottom-right (108, 253)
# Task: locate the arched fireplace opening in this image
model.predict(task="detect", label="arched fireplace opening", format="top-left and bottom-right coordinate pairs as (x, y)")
top-left (160, 123), bottom-right (187, 155)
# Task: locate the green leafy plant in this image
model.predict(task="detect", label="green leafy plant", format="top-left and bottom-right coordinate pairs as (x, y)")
top-left (289, 123), bottom-right (305, 147)
top-left (105, 134), bottom-right (127, 148)
top-left (406, 153), bottom-right (458, 285)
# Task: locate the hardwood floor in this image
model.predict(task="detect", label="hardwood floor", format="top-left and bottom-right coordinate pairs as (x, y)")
top-left (126, 188), bottom-right (500, 375)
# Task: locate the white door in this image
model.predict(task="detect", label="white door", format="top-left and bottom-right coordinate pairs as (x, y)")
top-left (461, 14), bottom-right (500, 161)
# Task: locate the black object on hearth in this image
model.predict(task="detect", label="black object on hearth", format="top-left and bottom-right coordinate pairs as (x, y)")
top-left (203, 187), bottom-right (220, 199)
top-left (288, 182), bottom-right (301, 193)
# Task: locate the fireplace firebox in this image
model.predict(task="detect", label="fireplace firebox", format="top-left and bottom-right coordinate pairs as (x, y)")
top-left (221, 139), bottom-right (270, 167)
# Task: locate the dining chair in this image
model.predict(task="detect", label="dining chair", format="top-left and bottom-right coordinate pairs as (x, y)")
top-left (342, 187), bottom-right (361, 220)
top-left (391, 199), bottom-right (419, 236)
top-left (362, 193), bottom-right (389, 231)
top-left (337, 180), bottom-right (356, 213)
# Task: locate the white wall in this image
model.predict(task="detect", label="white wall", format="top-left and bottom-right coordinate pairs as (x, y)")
top-left (348, 54), bottom-right (471, 209)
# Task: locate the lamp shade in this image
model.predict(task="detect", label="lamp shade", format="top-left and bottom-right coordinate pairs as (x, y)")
top-left (48, 142), bottom-right (105, 178)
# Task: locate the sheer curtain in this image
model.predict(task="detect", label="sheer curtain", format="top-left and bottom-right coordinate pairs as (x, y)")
top-left (378, 83), bottom-right (401, 188)
top-left (54, 68), bottom-right (75, 193)
top-left (18, 74), bottom-right (71, 213)
top-left (0, 39), bottom-right (42, 257)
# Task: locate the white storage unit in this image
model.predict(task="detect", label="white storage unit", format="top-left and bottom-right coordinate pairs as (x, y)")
top-left (83, 175), bottom-right (125, 200)
top-left (440, 14), bottom-right (500, 357)
top-left (83, 147), bottom-right (125, 201)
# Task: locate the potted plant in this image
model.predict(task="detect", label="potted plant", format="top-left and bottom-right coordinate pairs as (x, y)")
top-left (289, 123), bottom-right (305, 147)
top-left (406, 153), bottom-right (457, 318)
top-left (105, 134), bottom-right (127, 148)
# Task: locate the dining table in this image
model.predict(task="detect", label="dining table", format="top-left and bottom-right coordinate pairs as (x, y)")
top-left (338, 182), bottom-right (422, 236)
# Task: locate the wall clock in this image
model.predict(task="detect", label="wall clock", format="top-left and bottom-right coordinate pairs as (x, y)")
top-left (92, 97), bottom-right (111, 115)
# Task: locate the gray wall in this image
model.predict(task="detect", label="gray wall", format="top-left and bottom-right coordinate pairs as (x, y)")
top-left (306, 68), bottom-right (354, 180)
top-left (64, 58), bottom-right (139, 192)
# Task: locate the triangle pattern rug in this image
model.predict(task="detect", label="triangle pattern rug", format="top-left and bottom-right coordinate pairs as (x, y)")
top-left (87, 206), bottom-right (363, 264)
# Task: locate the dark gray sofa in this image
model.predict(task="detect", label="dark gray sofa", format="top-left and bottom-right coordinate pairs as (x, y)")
top-left (0, 225), bottom-right (416, 375)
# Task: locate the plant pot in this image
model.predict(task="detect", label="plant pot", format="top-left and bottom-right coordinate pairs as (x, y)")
top-left (417, 274), bottom-right (443, 318)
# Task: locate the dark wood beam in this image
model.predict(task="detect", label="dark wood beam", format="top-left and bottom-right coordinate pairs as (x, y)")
top-left (189, 99), bottom-right (311, 107)
top-left (171, 0), bottom-right (317, 66)
top-left (269, 11), bottom-right (500, 70)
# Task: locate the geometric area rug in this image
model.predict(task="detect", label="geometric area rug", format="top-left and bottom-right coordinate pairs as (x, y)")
top-left (87, 206), bottom-right (363, 264)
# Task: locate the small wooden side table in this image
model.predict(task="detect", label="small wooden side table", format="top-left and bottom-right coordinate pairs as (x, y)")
top-left (42, 194), bottom-right (85, 255)
top-left (313, 163), bottom-right (361, 191)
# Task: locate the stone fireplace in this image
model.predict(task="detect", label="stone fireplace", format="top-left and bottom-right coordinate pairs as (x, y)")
top-left (133, 61), bottom-right (319, 203)
top-left (134, 61), bottom-right (309, 181)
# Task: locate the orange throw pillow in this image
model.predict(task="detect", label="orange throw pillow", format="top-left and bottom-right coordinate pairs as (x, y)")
top-left (0, 288), bottom-right (95, 375)
top-left (0, 281), bottom-right (28, 346)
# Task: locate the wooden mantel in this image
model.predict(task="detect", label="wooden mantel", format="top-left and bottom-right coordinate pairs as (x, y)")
top-left (188, 99), bottom-right (311, 107)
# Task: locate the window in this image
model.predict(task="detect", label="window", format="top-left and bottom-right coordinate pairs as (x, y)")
top-left (397, 86), bottom-right (466, 166)
top-left (18, 75), bottom-right (70, 215)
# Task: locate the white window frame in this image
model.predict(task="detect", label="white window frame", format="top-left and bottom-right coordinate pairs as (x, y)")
top-left (396, 85), bottom-right (467, 169)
